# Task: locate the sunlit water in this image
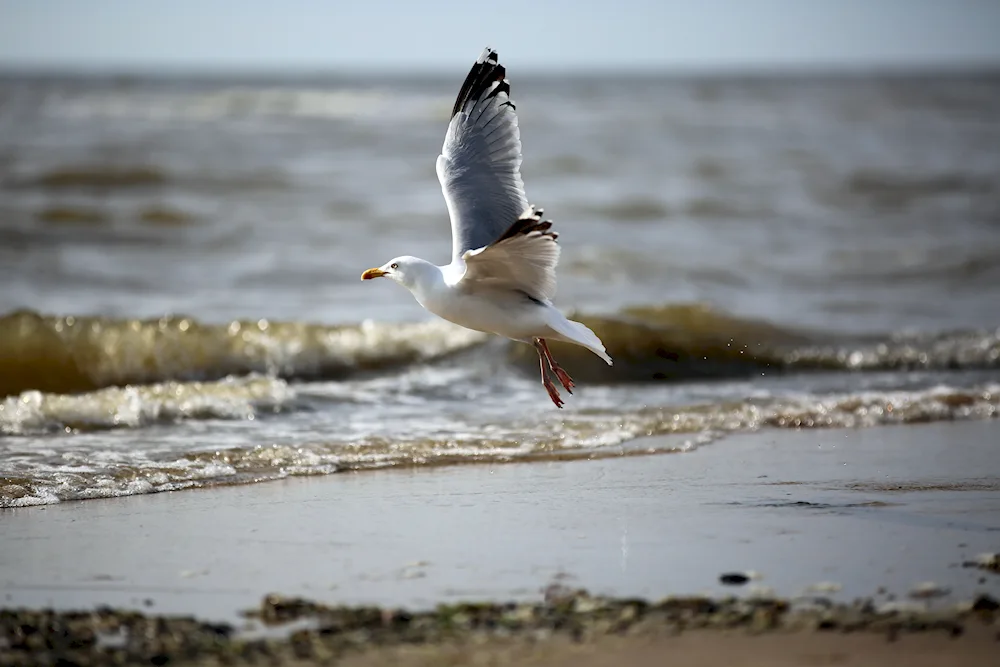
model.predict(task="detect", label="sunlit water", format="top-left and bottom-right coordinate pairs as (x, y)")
top-left (1, 71), bottom-right (998, 506)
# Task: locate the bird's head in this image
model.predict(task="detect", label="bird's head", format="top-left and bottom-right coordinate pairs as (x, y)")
top-left (360, 256), bottom-right (431, 289)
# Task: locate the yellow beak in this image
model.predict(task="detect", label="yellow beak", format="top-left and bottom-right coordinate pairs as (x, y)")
top-left (361, 267), bottom-right (387, 280)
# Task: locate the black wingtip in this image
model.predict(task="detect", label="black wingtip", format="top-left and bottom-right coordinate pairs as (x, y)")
top-left (479, 47), bottom-right (498, 64)
top-left (495, 206), bottom-right (558, 244)
top-left (451, 47), bottom-right (511, 117)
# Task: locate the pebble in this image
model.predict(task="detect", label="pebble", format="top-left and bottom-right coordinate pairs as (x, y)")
top-left (909, 582), bottom-right (951, 599)
top-left (719, 572), bottom-right (755, 586)
top-left (963, 553), bottom-right (999, 574)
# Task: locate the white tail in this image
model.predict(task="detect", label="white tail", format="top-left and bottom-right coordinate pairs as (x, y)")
top-left (547, 314), bottom-right (613, 365)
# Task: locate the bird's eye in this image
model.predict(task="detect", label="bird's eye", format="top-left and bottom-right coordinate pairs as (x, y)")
top-left (390, 263), bottom-right (398, 269)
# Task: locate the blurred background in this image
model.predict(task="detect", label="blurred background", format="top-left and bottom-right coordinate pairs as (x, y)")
top-left (1, 1), bottom-right (999, 504)
top-left (2, 0), bottom-right (999, 330)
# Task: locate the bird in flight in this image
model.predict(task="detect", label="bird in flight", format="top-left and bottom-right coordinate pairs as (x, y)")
top-left (361, 47), bottom-right (612, 408)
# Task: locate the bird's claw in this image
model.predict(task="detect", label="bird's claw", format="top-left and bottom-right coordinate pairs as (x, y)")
top-left (543, 379), bottom-right (564, 408)
top-left (552, 366), bottom-right (574, 394)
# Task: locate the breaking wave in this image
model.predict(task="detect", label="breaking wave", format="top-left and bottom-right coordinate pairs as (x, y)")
top-left (2, 381), bottom-right (995, 507)
top-left (0, 310), bottom-right (487, 397)
top-left (0, 374), bottom-right (294, 435)
top-left (2, 305), bottom-right (998, 398)
top-left (510, 304), bottom-right (1000, 382)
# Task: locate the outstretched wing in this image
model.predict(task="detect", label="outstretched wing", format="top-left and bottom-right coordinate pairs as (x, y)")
top-left (458, 206), bottom-right (559, 303)
top-left (437, 47), bottom-right (530, 263)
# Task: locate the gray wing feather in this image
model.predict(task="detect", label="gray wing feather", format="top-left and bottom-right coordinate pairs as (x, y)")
top-left (437, 48), bottom-right (530, 262)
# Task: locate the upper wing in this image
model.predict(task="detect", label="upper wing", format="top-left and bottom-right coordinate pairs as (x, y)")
top-left (458, 206), bottom-right (559, 303)
top-left (437, 47), bottom-right (530, 263)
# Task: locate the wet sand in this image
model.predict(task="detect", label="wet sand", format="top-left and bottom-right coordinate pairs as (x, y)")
top-left (337, 631), bottom-right (1000, 667)
top-left (2, 419), bottom-right (999, 664)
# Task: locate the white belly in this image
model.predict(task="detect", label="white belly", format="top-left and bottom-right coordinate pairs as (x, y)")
top-left (417, 288), bottom-right (546, 342)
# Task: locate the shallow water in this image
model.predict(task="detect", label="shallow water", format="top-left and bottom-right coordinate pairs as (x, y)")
top-left (1, 70), bottom-right (998, 506)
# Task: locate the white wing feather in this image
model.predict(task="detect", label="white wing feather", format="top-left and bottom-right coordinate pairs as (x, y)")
top-left (437, 48), bottom-right (529, 262)
top-left (458, 207), bottom-right (560, 303)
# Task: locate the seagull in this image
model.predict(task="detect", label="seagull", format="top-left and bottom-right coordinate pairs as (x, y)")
top-left (361, 47), bottom-right (612, 408)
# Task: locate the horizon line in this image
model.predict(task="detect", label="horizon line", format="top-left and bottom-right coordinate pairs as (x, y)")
top-left (1, 57), bottom-right (999, 80)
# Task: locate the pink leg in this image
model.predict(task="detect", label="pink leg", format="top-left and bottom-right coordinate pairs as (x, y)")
top-left (534, 340), bottom-right (564, 408)
top-left (538, 339), bottom-right (574, 394)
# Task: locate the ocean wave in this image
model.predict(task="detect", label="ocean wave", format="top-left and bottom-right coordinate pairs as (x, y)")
top-left (3, 305), bottom-right (998, 398)
top-left (682, 196), bottom-right (768, 219)
top-left (0, 374), bottom-right (294, 435)
top-left (7, 165), bottom-right (289, 192)
top-left (0, 416), bottom-right (703, 508)
top-left (33, 204), bottom-right (198, 228)
top-left (636, 382), bottom-right (998, 431)
top-left (137, 205), bottom-right (200, 226)
top-left (2, 381), bottom-right (995, 507)
top-left (36, 206), bottom-right (111, 227)
top-left (38, 86), bottom-right (448, 123)
top-left (0, 310), bottom-right (488, 397)
top-left (820, 169), bottom-right (997, 212)
top-left (509, 304), bottom-right (1000, 382)
top-left (847, 170), bottom-right (994, 199)
top-left (586, 198), bottom-right (671, 222)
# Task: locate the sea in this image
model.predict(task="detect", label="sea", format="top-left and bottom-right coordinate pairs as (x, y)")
top-left (1, 68), bottom-right (998, 507)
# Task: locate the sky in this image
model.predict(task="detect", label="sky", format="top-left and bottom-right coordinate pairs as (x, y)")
top-left (1, 0), bottom-right (999, 73)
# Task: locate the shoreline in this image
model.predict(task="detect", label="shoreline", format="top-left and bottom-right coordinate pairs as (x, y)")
top-left (3, 421), bottom-right (999, 616)
top-left (3, 419), bottom-right (999, 663)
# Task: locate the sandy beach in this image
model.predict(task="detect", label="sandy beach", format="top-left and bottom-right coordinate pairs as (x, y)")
top-left (3, 419), bottom-right (998, 664)
top-left (2, 20), bottom-right (999, 665)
